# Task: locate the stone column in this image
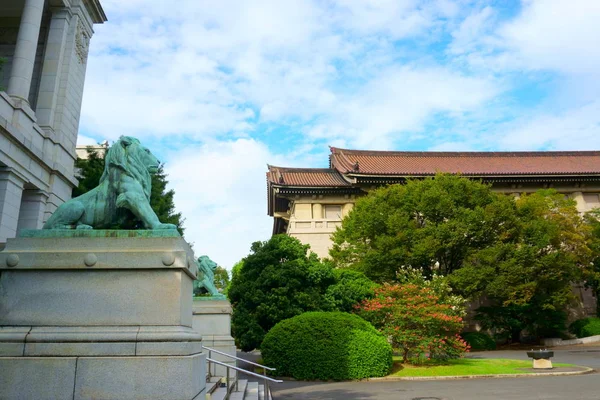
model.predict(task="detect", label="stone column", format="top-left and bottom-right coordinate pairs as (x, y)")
top-left (342, 202), bottom-right (354, 217)
top-left (16, 189), bottom-right (49, 231)
top-left (0, 170), bottom-right (26, 242)
top-left (7, 0), bottom-right (45, 103)
top-left (312, 203), bottom-right (323, 219)
top-left (572, 191), bottom-right (586, 213)
top-left (36, 7), bottom-right (71, 130)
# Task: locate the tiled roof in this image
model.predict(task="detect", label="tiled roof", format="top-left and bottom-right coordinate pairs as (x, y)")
top-left (267, 165), bottom-right (350, 187)
top-left (330, 147), bottom-right (600, 176)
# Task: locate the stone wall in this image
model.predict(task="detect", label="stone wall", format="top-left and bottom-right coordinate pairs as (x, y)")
top-left (0, 0), bottom-right (106, 243)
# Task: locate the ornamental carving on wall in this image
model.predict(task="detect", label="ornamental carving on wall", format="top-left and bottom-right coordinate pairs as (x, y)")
top-left (75, 21), bottom-right (90, 64)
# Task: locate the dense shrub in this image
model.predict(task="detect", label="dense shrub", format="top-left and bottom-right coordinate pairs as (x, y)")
top-left (461, 332), bottom-right (496, 351)
top-left (569, 318), bottom-right (600, 338)
top-left (229, 235), bottom-right (335, 351)
top-left (261, 312), bottom-right (392, 380)
top-left (324, 269), bottom-right (378, 312)
top-left (358, 283), bottom-right (468, 363)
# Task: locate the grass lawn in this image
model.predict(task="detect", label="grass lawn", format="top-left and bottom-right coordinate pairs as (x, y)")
top-left (390, 357), bottom-right (574, 377)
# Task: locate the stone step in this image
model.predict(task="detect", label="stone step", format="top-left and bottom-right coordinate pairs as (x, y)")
top-left (228, 379), bottom-right (248, 400)
top-left (258, 384), bottom-right (265, 400)
top-left (206, 377), bottom-right (228, 400)
top-left (245, 381), bottom-right (259, 400)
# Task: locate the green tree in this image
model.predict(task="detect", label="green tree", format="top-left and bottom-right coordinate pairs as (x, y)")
top-left (213, 266), bottom-right (230, 293)
top-left (73, 147), bottom-right (105, 197)
top-left (149, 165), bottom-right (184, 235)
top-left (450, 190), bottom-right (592, 339)
top-left (323, 269), bottom-right (378, 312)
top-left (330, 174), bottom-right (519, 282)
top-left (583, 209), bottom-right (600, 314)
top-left (230, 260), bottom-right (244, 282)
top-left (228, 235), bottom-right (335, 351)
top-left (73, 145), bottom-right (185, 235)
top-left (331, 175), bottom-right (593, 340)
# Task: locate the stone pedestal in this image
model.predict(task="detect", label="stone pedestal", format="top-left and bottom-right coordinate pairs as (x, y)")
top-left (193, 298), bottom-right (236, 379)
top-left (533, 358), bottom-right (553, 369)
top-left (0, 230), bottom-right (206, 400)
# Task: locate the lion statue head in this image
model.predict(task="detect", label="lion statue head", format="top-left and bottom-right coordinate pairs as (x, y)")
top-left (100, 136), bottom-right (161, 201)
top-left (198, 255), bottom-right (218, 272)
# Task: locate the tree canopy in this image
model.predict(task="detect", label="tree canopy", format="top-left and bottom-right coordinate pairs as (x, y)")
top-left (228, 235), bottom-right (376, 351)
top-left (228, 235), bottom-right (335, 351)
top-left (330, 174), bottom-right (594, 338)
top-left (330, 174), bottom-right (519, 281)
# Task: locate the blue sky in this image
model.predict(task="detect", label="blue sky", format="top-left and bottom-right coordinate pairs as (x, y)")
top-left (78, 0), bottom-right (600, 268)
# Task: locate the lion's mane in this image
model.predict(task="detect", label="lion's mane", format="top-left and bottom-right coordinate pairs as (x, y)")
top-left (101, 137), bottom-right (152, 201)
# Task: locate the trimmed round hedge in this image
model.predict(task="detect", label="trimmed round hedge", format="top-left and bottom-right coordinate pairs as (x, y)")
top-left (569, 318), bottom-right (600, 338)
top-left (461, 332), bottom-right (496, 351)
top-left (261, 312), bottom-right (392, 381)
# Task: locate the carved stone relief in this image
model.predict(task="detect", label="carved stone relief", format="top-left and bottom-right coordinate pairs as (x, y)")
top-left (75, 21), bottom-right (90, 64)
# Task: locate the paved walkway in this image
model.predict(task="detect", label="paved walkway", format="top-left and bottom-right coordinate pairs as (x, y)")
top-left (238, 345), bottom-right (600, 400)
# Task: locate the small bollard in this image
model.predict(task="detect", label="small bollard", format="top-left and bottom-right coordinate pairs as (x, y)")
top-left (526, 349), bottom-right (554, 369)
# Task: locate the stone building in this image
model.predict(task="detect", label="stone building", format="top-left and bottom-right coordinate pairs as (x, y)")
top-left (268, 147), bottom-right (600, 260)
top-left (75, 140), bottom-right (108, 159)
top-left (0, 0), bottom-right (106, 245)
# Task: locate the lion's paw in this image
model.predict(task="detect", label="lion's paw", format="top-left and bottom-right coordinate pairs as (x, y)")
top-left (76, 224), bottom-right (93, 230)
top-left (155, 223), bottom-right (178, 230)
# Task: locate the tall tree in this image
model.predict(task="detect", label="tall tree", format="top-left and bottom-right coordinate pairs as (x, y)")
top-left (228, 235), bottom-right (336, 351)
top-left (73, 146), bottom-right (185, 235)
top-left (149, 165), bottom-right (184, 235)
top-left (330, 174), bottom-right (519, 282)
top-left (451, 190), bottom-right (592, 338)
top-left (330, 175), bottom-right (594, 339)
top-left (73, 147), bottom-right (105, 197)
top-left (583, 209), bottom-right (600, 314)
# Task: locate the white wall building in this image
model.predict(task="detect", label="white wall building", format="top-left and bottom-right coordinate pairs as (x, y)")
top-left (0, 0), bottom-right (106, 246)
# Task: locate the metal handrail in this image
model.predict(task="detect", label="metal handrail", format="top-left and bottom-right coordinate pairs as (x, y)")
top-left (206, 358), bottom-right (283, 383)
top-left (206, 358), bottom-right (282, 400)
top-left (202, 345), bottom-right (276, 371)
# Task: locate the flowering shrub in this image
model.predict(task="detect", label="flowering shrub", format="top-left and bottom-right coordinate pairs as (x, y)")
top-left (357, 283), bottom-right (469, 363)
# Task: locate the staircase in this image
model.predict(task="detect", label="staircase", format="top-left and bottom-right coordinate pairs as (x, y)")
top-left (206, 377), bottom-right (272, 400)
top-left (203, 346), bottom-right (280, 400)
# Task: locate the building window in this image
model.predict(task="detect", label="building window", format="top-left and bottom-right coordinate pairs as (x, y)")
top-left (323, 205), bottom-right (342, 220)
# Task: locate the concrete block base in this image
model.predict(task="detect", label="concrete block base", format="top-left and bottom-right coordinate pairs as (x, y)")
top-left (0, 353), bottom-right (206, 400)
top-left (193, 298), bottom-right (236, 378)
top-left (0, 234), bottom-right (206, 399)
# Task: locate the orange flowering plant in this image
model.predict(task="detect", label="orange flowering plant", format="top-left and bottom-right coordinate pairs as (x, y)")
top-left (357, 283), bottom-right (469, 363)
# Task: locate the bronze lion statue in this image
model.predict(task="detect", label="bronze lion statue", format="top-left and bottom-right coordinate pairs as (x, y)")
top-left (44, 136), bottom-right (177, 230)
top-left (193, 255), bottom-right (225, 298)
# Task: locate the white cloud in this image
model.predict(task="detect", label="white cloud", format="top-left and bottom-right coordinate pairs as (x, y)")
top-left (81, 0), bottom-right (493, 147)
top-left (76, 134), bottom-right (99, 146)
top-left (497, 101), bottom-right (600, 151)
top-left (448, 6), bottom-right (495, 56)
top-left (76, 0), bottom-right (600, 269)
top-left (165, 138), bottom-right (291, 269)
top-left (307, 66), bottom-right (498, 148)
top-left (498, 0), bottom-right (600, 76)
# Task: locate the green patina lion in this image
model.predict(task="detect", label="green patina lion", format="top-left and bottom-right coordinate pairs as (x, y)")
top-left (43, 136), bottom-right (177, 230)
top-left (194, 255), bottom-right (225, 298)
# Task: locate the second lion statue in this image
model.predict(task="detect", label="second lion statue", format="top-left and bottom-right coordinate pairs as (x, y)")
top-left (44, 136), bottom-right (178, 230)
